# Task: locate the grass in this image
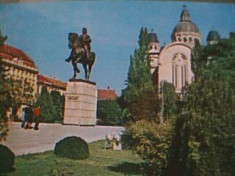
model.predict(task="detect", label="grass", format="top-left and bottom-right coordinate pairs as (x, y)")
top-left (3, 141), bottom-right (143, 176)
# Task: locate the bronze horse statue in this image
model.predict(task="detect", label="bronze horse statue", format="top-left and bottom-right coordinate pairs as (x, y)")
top-left (66, 33), bottom-right (96, 80)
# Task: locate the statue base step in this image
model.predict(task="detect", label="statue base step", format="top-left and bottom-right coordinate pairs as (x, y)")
top-left (63, 79), bottom-right (97, 126)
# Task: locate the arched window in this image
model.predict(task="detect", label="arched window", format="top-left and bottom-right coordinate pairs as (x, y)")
top-left (189, 37), bottom-right (192, 43)
top-left (183, 37), bottom-right (187, 42)
top-left (172, 54), bottom-right (187, 90)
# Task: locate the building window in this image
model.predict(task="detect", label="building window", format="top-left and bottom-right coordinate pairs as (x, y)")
top-left (175, 66), bottom-right (178, 87)
top-left (181, 66), bottom-right (184, 87)
top-left (189, 37), bottom-right (192, 43)
top-left (184, 37), bottom-right (187, 42)
top-left (172, 54), bottom-right (187, 90)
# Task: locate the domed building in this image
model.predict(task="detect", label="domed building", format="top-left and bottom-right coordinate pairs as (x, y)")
top-left (149, 6), bottom-right (201, 94)
top-left (207, 30), bottom-right (221, 45)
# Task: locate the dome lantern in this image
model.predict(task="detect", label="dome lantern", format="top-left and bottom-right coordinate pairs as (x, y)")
top-left (180, 5), bottom-right (191, 22)
top-left (171, 5), bottom-right (201, 46)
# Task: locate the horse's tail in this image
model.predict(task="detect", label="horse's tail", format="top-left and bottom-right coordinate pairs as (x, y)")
top-left (90, 52), bottom-right (96, 59)
top-left (89, 52), bottom-right (96, 65)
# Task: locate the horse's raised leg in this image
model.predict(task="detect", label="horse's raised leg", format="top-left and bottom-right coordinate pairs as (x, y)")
top-left (72, 60), bottom-right (80, 79)
top-left (87, 62), bottom-right (93, 80)
top-left (83, 64), bottom-right (88, 80)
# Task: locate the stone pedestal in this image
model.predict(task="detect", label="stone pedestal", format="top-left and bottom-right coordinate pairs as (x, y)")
top-left (63, 79), bottom-right (97, 126)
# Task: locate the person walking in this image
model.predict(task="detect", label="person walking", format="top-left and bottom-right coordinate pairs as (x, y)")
top-left (21, 107), bottom-right (28, 128)
top-left (33, 106), bottom-right (41, 130)
top-left (25, 105), bottom-right (33, 129)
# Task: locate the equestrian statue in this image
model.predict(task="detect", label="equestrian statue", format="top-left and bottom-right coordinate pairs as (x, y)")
top-left (65, 28), bottom-right (96, 81)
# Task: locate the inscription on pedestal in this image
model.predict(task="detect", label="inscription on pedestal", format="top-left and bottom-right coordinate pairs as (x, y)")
top-left (67, 96), bottom-right (79, 101)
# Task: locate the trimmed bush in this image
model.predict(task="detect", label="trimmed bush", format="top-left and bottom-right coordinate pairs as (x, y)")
top-left (0, 144), bottom-right (15, 173)
top-left (54, 136), bottom-right (89, 160)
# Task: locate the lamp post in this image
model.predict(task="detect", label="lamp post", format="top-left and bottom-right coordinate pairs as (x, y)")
top-left (160, 81), bottom-right (164, 123)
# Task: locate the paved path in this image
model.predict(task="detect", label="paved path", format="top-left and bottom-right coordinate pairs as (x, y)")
top-left (0, 122), bottom-right (125, 156)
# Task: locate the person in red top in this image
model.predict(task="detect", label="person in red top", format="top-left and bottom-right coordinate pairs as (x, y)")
top-left (33, 106), bottom-right (41, 130)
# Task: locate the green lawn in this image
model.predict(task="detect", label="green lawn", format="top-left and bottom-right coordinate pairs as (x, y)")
top-left (4, 141), bottom-right (143, 176)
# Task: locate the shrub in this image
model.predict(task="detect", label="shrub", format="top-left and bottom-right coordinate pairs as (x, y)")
top-left (54, 136), bottom-right (89, 160)
top-left (0, 144), bottom-right (15, 173)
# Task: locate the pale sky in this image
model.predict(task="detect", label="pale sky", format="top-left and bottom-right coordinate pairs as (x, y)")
top-left (0, 1), bottom-right (234, 94)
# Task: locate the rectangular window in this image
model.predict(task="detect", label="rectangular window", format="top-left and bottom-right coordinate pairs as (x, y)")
top-left (184, 65), bottom-right (187, 83)
top-left (172, 65), bottom-right (174, 86)
top-left (175, 66), bottom-right (177, 88)
top-left (181, 66), bottom-right (184, 87)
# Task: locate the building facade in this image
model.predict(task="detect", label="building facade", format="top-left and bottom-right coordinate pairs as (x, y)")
top-left (149, 6), bottom-right (201, 94)
top-left (0, 44), bottom-right (39, 119)
top-left (0, 44), bottom-right (39, 96)
top-left (37, 74), bottom-right (67, 95)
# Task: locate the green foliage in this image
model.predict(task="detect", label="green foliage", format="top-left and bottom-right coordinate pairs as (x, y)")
top-left (35, 90), bottom-right (64, 123)
top-left (0, 144), bottom-right (15, 173)
top-left (54, 136), bottom-right (89, 160)
top-left (50, 91), bottom-right (65, 123)
top-left (176, 32), bottom-right (235, 176)
top-left (125, 120), bottom-right (172, 175)
top-left (123, 31), bottom-right (235, 176)
top-left (127, 89), bottom-right (159, 122)
top-left (184, 67), bottom-right (234, 175)
top-left (122, 27), bottom-right (159, 123)
top-left (121, 28), bottom-right (162, 175)
top-left (97, 100), bottom-right (122, 125)
top-left (35, 92), bottom-right (58, 123)
top-left (0, 30), bottom-right (34, 123)
top-left (0, 31), bottom-right (10, 141)
top-left (10, 78), bottom-right (34, 121)
top-left (161, 81), bottom-right (178, 121)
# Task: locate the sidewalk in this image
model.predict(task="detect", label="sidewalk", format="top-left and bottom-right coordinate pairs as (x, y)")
top-left (0, 122), bottom-right (125, 156)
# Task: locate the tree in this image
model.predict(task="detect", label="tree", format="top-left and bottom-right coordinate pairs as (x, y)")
top-left (50, 91), bottom-right (65, 122)
top-left (122, 27), bottom-right (160, 123)
top-left (97, 100), bottom-right (122, 125)
top-left (10, 78), bottom-right (34, 120)
top-left (161, 81), bottom-right (178, 121)
top-left (35, 92), bottom-right (57, 123)
top-left (171, 32), bottom-right (235, 176)
top-left (0, 30), bottom-right (11, 141)
top-left (124, 31), bottom-right (235, 176)
top-left (121, 28), bottom-right (164, 175)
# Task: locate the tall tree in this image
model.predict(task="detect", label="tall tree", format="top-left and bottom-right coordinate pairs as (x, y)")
top-left (121, 28), bottom-right (164, 175)
top-left (0, 30), bottom-right (11, 141)
top-left (172, 32), bottom-right (235, 176)
top-left (35, 92), bottom-right (57, 123)
top-left (122, 27), bottom-right (159, 123)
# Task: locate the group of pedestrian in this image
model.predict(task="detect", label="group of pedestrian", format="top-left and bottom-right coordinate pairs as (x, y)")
top-left (21, 105), bottom-right (41, 130)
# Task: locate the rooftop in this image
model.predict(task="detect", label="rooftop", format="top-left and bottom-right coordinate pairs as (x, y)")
top-left (0, 44), bottom-right (37, 68)
top-left (98, 87), bottom-right (118, 101)
top-left (38, 74), bottom-right (67, 89)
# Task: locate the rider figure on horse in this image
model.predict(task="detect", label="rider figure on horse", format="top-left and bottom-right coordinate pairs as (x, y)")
top-left (65, 28), bottom-right (91, 63)
top-left (81, 28), bottom-right (91, 59)
top-left (65, 28), bottom-right (95, 80)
